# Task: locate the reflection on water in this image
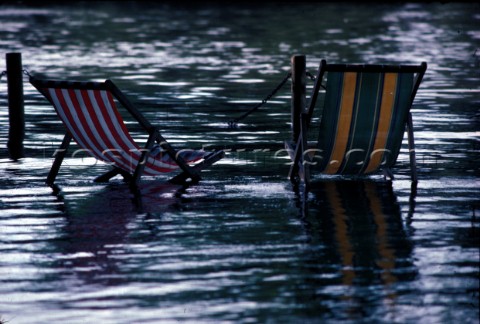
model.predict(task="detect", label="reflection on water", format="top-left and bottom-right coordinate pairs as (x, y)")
top-left (298, 181), bottom-right (416, 320)
top-left (50, 183), bottom-right (184, 287)
top-left (0, 2), bottom-right (479, 323)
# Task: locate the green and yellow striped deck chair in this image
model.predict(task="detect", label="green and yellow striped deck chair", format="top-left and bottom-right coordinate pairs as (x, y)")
top-left (287, 60), bottom-right (427, 185)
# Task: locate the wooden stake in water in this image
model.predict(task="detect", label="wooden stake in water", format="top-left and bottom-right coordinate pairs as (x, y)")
top-left (6, 52), bottom-right (25, 160)
top-left (291, 55), bottom-right (306, 143)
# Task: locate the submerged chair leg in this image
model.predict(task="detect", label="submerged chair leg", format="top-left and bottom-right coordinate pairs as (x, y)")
top-left (94, 168), bottom-right (120, 182)
top-left (408, 181), bottom-right (417, 222)
top-left (154, 130), bottom-right (201, 183)
top-left (46, 133), bottom-right (72, 186)
top-left (95, 167), bottom-right (132, 183)
top-left (382, 168), bottom-right (395, 181)
top-left (407, 112), bottom-right (418, 182)
top-left (168, 150), bottom-right (225, 184)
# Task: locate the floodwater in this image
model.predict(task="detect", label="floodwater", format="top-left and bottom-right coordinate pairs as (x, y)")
top-left (0, 2), bottom-right (479, 323)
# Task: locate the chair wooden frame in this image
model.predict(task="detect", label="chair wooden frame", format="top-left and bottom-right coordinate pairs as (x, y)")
top-left (30, 76), bottom-right (224, 187)
top-left (287, 60), bottom-right (427, 187)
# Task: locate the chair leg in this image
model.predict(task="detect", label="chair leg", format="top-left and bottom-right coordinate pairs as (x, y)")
top-left (154, 129), bottom-right (201, 183)
top-left (288, 137), bottom-right (302, 182)
top-left (382, 168), bottom-right (394, 181)
top-left (132, 129), bottom-right (158, 186)
top-left (94, 168), bottom-right (120, 182)
top-left (407, 112), bottom-right (418, 182)
top-left (289, 113), bottom-right (310, 187)
top-left (94, 167), bottom-right (132, 183)
top-left (300, 113), bottom-right (311, 188)
top-left (46, 133), bottom-right (72, 186)
top-left (407, 181), bottom-right (417, 222)
top-left (168, 150), bottom-right (225, 185)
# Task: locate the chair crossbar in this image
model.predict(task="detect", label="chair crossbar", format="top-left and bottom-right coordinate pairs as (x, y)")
top-left (324, 63), bottom-right (427, 73)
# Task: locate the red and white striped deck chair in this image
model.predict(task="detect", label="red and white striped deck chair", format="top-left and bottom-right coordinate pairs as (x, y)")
top-left (30, 76), bottom-right (224, 186)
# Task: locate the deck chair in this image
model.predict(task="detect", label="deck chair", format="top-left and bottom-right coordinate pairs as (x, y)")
top-left (29, 75), bottom-right (225, 187)
top-left (286, 60), bottom-right (427, 187)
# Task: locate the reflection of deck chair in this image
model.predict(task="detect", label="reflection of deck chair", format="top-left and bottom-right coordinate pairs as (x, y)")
top-left (287, 60), bottom-right (427, 186)
top-left (307, 181), bottom-right (415, 289)
top-left (30, 76), bottom-right (225, 186)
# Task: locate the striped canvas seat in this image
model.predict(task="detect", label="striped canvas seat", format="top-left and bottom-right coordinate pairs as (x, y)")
top-left (287, 60), bottom-right (427, 186)
top-left (30, 77), bottom-right (224, 186)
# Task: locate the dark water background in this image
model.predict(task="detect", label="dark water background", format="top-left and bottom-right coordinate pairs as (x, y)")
top-left (0, 2), bottom-right (479, 323)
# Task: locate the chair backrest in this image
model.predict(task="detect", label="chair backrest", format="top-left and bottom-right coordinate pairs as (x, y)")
top-left (30, 77), bottom-right (204, 175)
top-left (309, 62), bottom-right (426, 175)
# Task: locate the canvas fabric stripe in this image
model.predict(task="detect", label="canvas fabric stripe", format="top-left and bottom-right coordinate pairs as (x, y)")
top-left (323, 72), bottom-right (358, 174)
top-left (339, 72), bottom-right (384, 175)
top-left (363, 73), bottom-right (398, 173)
top-left (382, 73), bottom-right (414, 168)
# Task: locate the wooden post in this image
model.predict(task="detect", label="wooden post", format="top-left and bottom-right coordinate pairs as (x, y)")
top-left (6, 52), bottom-right (25, 160)
top-left (291, 55), bottom-right (306, 143)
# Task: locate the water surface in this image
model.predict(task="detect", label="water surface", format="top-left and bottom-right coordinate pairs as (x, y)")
top-left (0, 2), bottom-right (479, 323)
